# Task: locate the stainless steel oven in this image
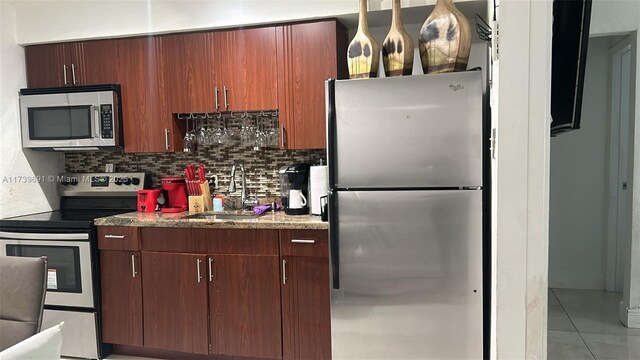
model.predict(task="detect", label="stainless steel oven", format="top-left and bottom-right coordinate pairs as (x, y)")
top-left (0, 172), bottom-right (148, 359)
top-left (19, 84), bottom-right (122, 151)
top-left (0, 231), bottom-right (94, 308)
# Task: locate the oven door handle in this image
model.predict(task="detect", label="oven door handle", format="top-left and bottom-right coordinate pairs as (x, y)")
top-left (0, 231), bottom-right (89, 240)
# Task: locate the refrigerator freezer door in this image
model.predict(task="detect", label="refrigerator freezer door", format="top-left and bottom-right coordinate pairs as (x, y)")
top-left (330, 72), bottom-right (483, 188)
top-left (330, 190), bottom-right (482, 359)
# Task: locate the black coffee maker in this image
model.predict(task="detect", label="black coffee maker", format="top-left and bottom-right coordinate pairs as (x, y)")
top-left (279, 163), bottom-right (310, 215)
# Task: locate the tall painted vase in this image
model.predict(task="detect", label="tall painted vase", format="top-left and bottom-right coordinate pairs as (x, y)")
top-left (419, 0), bottom-right (471, 74)
top-left (347, 0), bottom-right (379, 79)
top-left (383, 0), bottom-right (414, 76)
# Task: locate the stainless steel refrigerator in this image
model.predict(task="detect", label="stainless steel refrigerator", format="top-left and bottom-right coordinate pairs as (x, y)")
top-left (326, 71), bottom-right (485, 359)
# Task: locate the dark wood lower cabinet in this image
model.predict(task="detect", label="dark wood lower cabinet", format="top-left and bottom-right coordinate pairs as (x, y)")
top-left (141, 252), bottom-right (209, 354)
top-left (209, 254), bottom-right (282, 359)
top-left (281, 256), bottom-right (331, 360)
top-left (99, 227), bottom-right (330, 359)
top-left (100, 250), bottom-right (143, 346)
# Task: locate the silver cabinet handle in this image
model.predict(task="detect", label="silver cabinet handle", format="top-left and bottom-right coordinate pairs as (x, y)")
top-left (71, 63), bottom-right (77, 85)
top-left (208, 258), bottom-right (213, 282)
top-left (63, 64), bottom-right (68, 85)
top-left (131, 254), bottom-right (137, 278)
top-left (291, 239), bottom-right (315, 244)
top-left (282, 259), bottom-right (287, 285)
top-left (197, 259), bottom-right (203, 283)
top-left (223, 86), bottom-right (229, 109)
top-left (214, 86), bottom-right (219, 111)
top-left (104, 234), bottom-right (125, 239)
top-left (281, 124), bottom-right (285, 148)
top-left (164, 128), bottom-right (170, 150)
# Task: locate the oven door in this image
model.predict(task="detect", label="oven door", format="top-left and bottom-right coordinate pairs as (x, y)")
top-left (0, 231), bottom-right (94, 308)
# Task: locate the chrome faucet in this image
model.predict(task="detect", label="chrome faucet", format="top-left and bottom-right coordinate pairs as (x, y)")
top-left (228, 161), bottom-right (258, 210)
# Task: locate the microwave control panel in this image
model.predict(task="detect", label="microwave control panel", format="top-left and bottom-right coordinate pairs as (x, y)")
top-left (100, 104), bottom-right (113, 139)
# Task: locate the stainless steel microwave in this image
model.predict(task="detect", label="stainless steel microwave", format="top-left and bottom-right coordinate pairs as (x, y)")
top-left (19, 84), bottom-right (123, 151)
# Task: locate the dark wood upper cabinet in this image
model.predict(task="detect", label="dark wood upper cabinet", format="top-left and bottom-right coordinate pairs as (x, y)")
top-left (162, 32), bottom-right (220, 113)
top-left (219, 27), bottom-right (278, 112)
top-left (117, 37), bottom-right (181, 153)
top-left (25, 40), bottom-right (117, 88)
top-left (25, 20), bottom-right (346, 151)
top-left (141, 252), bottom-right (209, 354)
top-left (99, 250), bottom-right (143, 346)
top-left (209, 254), bottom-right (282, 359)
top-left (25, 43), bottom-right (68, 87)
top-left (277, 20), bottom-right (348, 149)
top-left (76, 39), bottom-right (118, 85)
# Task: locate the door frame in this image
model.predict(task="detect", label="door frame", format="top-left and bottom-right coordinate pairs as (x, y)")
top-left (606, 36), bottom-right (634, 292)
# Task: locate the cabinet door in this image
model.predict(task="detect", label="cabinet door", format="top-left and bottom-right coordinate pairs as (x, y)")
top-left (25, 43), bottom-right (67, 87)
top-left (99, 251), bottom-right (143, 346)
top-left (117, 37), bottom-right (176, 153)
top-left (141, 252), bottom-right (209, 354)
top-left (209, 255), bottom-right (282, 358)
top-left (75, 39), bottom-right (119, 85)
top-left (281, 256), bottom-right (331, 360)
top-left (220, 27), bottom-right (278, 112)
top-left (162, 32), bottom-right (220, 113)
top-left (277, 21), bottom-right (347, 149)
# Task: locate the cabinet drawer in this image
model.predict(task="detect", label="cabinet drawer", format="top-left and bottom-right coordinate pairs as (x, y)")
top-left (141, 228), bottom-right (279, 255)
top-left (280, 230), bottom-right (328, 257)
top-left (97, 227), bottom-right (139, 251)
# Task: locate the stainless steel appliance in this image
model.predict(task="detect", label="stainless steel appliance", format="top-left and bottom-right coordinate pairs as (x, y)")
top-left (326, 71), bottom-right (485, 359)
top-left (0, 172), bottom-right (148, 359)
top-left (19, 84), bottom-right (122, 151)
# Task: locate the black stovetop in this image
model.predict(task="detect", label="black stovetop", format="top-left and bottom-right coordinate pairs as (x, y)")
top-left (0, 196), bottom-right (137, 231)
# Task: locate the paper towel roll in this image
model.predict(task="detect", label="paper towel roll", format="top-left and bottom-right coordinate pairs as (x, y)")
top-left (309, 165), bottom-right (328, 215)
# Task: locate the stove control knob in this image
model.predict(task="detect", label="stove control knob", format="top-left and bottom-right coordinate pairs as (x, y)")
top-left (114, 178), bottom-right (123, 185)
top-left (123, 178), bottom-right (132, 185)
top-left (131, 177), bottom-right (141, 186)
top-left (60, 179), bottom-right (69, 186)
top-left (69, 178), bottom-right (78, 186)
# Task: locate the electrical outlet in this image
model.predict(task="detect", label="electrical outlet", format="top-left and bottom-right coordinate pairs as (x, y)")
top-left (206, 174), bottom-right (218, 190)
top-left (105, 164), bottom-right (115, 173)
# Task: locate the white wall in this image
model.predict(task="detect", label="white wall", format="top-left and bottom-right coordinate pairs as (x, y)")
top-left (0, 0), bottom-right (62, 218)
top-left (13, 0), bottom-right (478, 45)
top-left (590, 0), bottom-right (640, 36)
top-left (548, 37), bottom-right (611, 290)
top-left (491, 0), bottom-right (552, 357)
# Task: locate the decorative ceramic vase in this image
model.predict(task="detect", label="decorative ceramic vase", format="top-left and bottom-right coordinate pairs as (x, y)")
top-left (418, 0), bottom-right (471, 74)
top-left (347, 0), bottom-right (380, 79)
top-left (382, 0), bottom-right (414, 76)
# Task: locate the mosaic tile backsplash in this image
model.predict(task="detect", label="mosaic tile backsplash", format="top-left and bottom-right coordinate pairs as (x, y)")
top-left (64, 146), bottom-right (326, 198)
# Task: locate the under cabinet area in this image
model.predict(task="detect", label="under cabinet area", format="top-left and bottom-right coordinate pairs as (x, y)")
top-left (97, 225), bottom-right (329, 359)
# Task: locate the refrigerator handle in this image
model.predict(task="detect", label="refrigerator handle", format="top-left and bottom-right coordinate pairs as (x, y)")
top-left (325, 79), bottom-right (337, 188)
top-left (328, 189), bottom-right (340, 289)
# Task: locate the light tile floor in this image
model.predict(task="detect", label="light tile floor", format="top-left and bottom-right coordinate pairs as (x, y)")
top-left (70, 288), bottom-right (639, 359)
top-left (548, 288), bottom-right (640, 359)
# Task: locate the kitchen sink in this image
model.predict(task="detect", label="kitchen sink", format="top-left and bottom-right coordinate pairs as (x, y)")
top-left (184, 212), bottom-right (259, 220)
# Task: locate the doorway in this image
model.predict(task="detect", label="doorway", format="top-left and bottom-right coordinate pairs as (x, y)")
top-left (606, 36), bottom-right (634, 293)
top-left (547, 34), bottom-right (637, 359)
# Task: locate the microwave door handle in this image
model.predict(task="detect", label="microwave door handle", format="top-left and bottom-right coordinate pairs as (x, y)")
top-left (93, 105), bottom-right (101, 138)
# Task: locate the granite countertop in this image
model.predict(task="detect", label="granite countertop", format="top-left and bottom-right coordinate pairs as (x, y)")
top-left (94, 210), bottom-right (328, 230)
